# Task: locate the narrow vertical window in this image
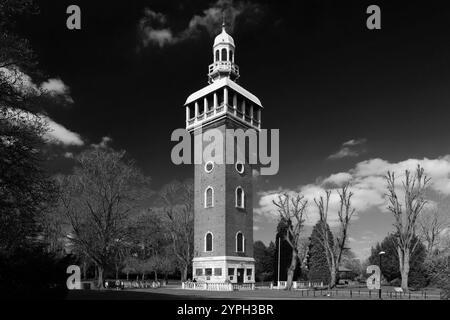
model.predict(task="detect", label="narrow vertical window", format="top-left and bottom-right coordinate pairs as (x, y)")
top-left (236, 186), bottom-right (245, 208)
top-left (221, 48), bottom-right (227, 61)
top-left (215, 50), bottom-right (219, 62)
top-left (236, 232), bottom-right (244, 252)
top-left (205, 186), bottom-right (214, 208)
top-left (205, 232), bottom-right (213, 252)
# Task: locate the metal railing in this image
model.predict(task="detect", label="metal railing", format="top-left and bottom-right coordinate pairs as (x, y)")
top-left (208, 61), bottom-right (239, 75)
top-left (182, 282), bottom-right (234, 291)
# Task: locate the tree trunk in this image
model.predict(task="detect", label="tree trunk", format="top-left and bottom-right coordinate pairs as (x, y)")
top-left (329, 258), bottom-right (337, 288)
top-left (286, 249), bottom-right (298, 290)
top-left (126, 271), bottom-right (129, 281)
top-left (330, 268), bottom-right (337, 289)
top-left (97, 265), bottom-right (104, 289)
top-left (115, 264), bottom-right (119, 280)
top-left (82, 261), bottom-right (87, 280)
top-left (182, 264), bottom-right (188, 282)
top-left (399, 247), bottom-right (410, 291)
top-left (154, 270), bottom-right (158, 281)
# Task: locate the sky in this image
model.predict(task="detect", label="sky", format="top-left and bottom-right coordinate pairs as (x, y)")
top-left (17, 0), bottom-right (450, 260)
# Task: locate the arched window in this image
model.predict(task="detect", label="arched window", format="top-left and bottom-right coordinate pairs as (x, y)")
top-left (205, 232), bottom-right (213, 252)
top-left (205, 161), bottom-right (214, 173)
top-left (235, 161), bottom-right (244, 174)
top-left (215, 50), bottom-right (219, 62)
top-left (236, 232), bottom-right (244, 252)
top-left (230, 50), bottom-right (234, 62)
top-left (221, 48), bottom-right (227, 61)
top-left (205, 186), bottom-right (214, 208)
top-left (236, 186), bottom-right (245, 208)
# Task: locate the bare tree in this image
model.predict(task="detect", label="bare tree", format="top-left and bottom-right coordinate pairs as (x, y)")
top-left (314, 184), bottom-right (355, 288)
top-left (272, 193), bottom-right (308, 290)
top-left (145, 254), bottom-right (176, 282)
top-left (418, 193), bottom-right (450, 254)
top-left (159, 180), bottom-right (194, 282)
top-left (59, 148), bottom-right (151, 288)
top-left (385, 165), bottom-right (430, 291)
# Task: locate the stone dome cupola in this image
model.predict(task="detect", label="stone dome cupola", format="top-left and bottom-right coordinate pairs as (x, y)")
top-left (208, 21), bottom-right (239, 83)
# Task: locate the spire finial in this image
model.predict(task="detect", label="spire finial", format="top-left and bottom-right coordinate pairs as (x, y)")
top-left (222, 11), bottom-right (226, 31)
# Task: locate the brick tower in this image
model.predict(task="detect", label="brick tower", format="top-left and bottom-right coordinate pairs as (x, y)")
top-left (184, 22), bottom-right (262, 284)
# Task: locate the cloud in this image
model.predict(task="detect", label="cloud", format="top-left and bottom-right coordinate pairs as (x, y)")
top-left (1, 67), bottom-right (74, 104)
top-left (40, 78), bottom-right (74, 104)
top-left (91, 136), bottom-right (113, 149)
top-left (2, 106), bottom-right (84, 147)
top-left (343, 138), bottom-right (367, 147)
top-left (254, 156), bottom-right (450, 227)
top-left (1, 68), bottom-right (81, 146)
top-left (138, 0), bottom-right (264, 48)
top-left (328, 138), bottom-right (367, 160)
top-left (43, 116), bottom-right (84, 146)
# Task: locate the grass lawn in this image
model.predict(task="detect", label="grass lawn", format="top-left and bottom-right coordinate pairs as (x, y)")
top-left (65, 284), bottom-right (442, 300)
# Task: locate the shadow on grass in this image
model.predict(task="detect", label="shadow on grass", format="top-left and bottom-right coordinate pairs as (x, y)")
top-left (66, 290), bottom-right (216, 300)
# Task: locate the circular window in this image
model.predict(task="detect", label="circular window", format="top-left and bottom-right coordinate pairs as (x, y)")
top-left (235, 161), bottom-right (244, 174)
top-left (205, 161), bottom-right (214, 173)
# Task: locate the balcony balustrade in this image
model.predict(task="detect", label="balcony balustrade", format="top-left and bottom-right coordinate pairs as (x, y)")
top-left (187, 102), bottom-right (260, 130)
top-left (208, 61), bottom-right (239, 76)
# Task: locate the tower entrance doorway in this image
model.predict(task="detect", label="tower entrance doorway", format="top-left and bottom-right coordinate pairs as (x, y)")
top-left (237, 268), bottom-right (244, 283)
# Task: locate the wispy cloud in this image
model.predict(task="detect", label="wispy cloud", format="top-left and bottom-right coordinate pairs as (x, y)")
top-left (1, 67), bottom-right (74, 104)
top-left (1, 67), bottom-right (82, 146)
top-left (254, 156), bottom-right (450, 227)
top-left (41, 78), bottom-right (74, 104)
top-left (328, 138), bottom-right (367, 160)
top-left (43, 116), bottom-right (84, 146)
top-left (91, 136), bottom-right (113, 149)
top-left (138, 0), bottom-right (264, 48)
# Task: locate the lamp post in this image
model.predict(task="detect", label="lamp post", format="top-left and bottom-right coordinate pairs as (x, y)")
top-left (379, 251), bottom-right (385, 299)
top-left (277, 235), bottom-right (281, 288)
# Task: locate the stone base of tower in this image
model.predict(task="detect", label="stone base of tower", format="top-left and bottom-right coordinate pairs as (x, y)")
top-left (192, 256), bottom-right (255, 284)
